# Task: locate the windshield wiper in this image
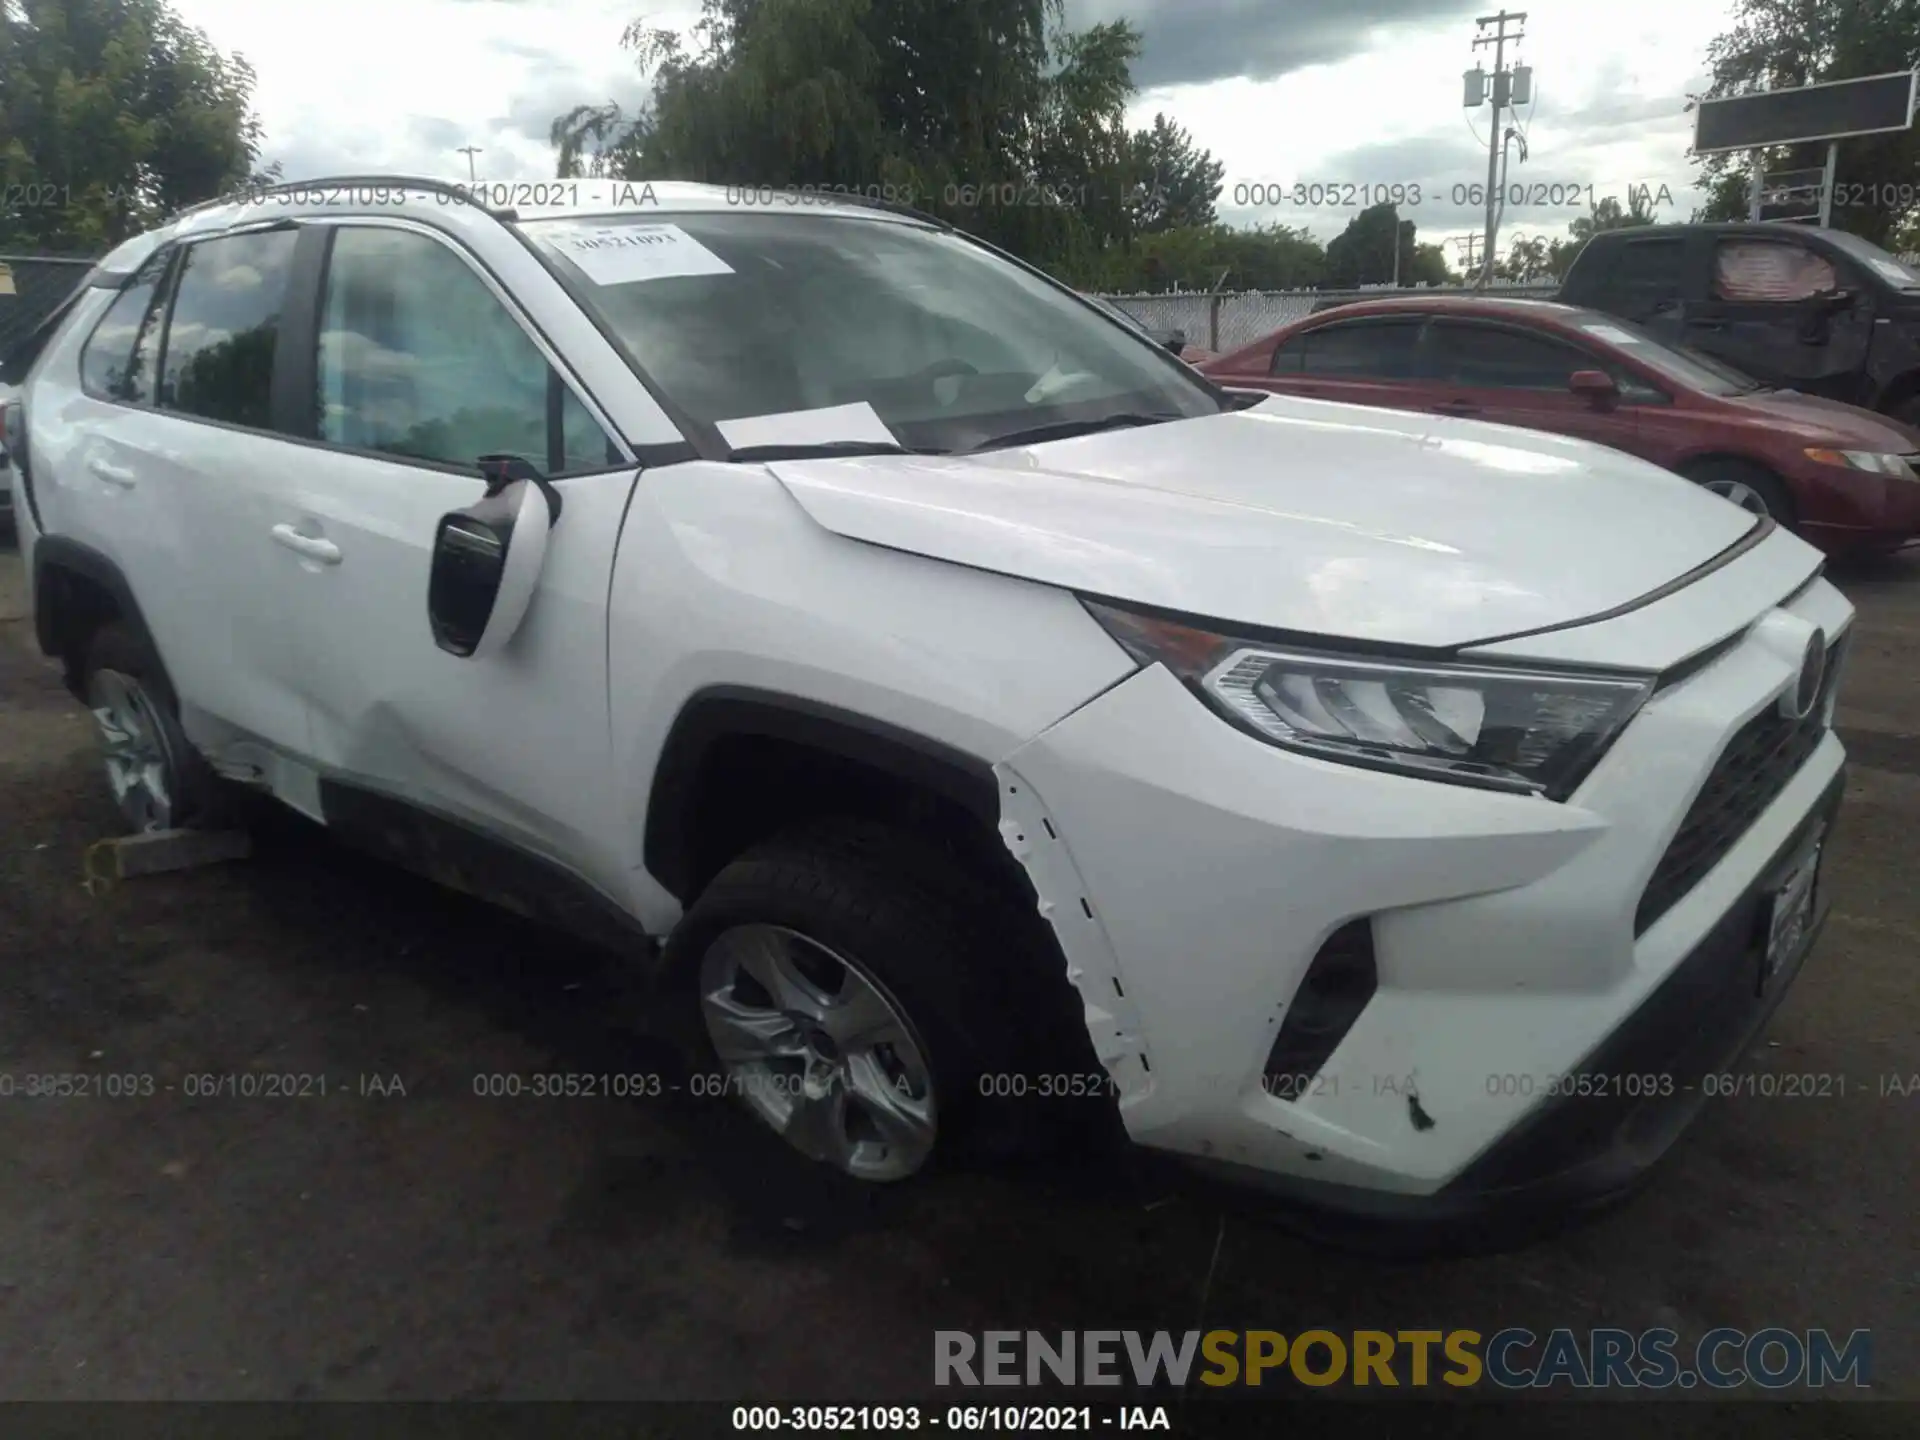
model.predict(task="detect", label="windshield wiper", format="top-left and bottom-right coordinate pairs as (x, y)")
top-left (964, 412), bottom-right (1186, 453)
top-left (725, 439), bottom-right (941, 462)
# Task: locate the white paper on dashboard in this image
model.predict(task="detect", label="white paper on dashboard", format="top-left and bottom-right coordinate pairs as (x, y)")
top-left (538, 223), bottom-right (735, 285)
top-left (715, 402), bottom-right (899, 449)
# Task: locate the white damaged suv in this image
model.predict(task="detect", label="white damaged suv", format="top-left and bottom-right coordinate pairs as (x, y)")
top-left (4, 178), bottom-right (1850, 1236)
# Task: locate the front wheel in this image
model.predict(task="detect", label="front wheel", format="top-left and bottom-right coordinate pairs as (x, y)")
top-left (1680, 458), bottom-right (1796, 528)
top-left (663, 820), bottom-right (1084, 1183)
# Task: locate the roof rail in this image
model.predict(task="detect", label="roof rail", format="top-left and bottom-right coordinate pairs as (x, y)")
top-left (162, 173), bottom-right (519, 228)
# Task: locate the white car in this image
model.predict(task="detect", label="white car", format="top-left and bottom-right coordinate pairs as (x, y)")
top-left (0, 381), bottom-right (15, 528)
top-left (3, 178), bottom-right (1851, 1238)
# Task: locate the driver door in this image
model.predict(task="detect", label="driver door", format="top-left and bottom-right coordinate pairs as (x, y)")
top-left (1685, 237), bottom-right (1874, 400)
top-left (255, 220), bottom-right (641, 903)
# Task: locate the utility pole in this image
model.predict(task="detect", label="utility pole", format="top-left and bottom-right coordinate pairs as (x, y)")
top-left (457, 146), bottom-right (483, 182)
top-left (1467, 10), bottom-right (1527, 287)
top-left (1454, 231), bottom-right (1483, 278)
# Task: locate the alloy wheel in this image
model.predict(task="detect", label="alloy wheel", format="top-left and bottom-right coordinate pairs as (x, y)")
top-left (698, 923), bottom-right (938, 1181)
top-left (87, 669), bottom-right (177, 832)
top-left (1703, 478), bottom-right (1773, 517)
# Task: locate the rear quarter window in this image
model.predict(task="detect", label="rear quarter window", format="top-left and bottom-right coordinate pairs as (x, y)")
top-left (80, 250), bottom-right (173, 403)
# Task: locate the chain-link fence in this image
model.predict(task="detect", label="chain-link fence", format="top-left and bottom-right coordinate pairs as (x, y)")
top-left (1094, 281), bottom-right (1563, 354)
top-left (0, 255), bottom-right (95, 361)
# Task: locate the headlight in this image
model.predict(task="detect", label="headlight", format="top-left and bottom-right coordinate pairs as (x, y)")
top-left (1804, 448), bottom-right (1914, 478)
top-left (1084, 601), bottom-right (1655, 800)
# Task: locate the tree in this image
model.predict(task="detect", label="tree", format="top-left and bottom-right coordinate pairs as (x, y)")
top-left (1125, 113), bottom-right (1224, 233)
top-left (1693, 0), bottom-right (1920, 247)
top-left (552, 1), bottom-right (1231, 273)
top-left (1498, 234), bottom-right (1553, 282)
top-left (1406, 241), bottom-right (1452, 286)
top-left (1324, 203), bottom-right (1434, 286)
top-left (0, 0), bottom-right (264, 253)
top-left (1542, 191), bottom-right (1660, 279)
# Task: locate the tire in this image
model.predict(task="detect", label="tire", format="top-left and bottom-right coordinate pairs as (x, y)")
top-left (78, 622), bottom-right (231, 833)
top-left (661, 818), bottom-right (1098, 1183)
top-left (1680, 458), bottom-right (1796, 528)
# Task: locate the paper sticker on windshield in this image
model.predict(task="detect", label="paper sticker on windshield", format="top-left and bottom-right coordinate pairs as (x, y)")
top-left (1867, 257), bottom-right (1915, 285)
top-left (539, 223), bottom-right (734, 285)
top-left (1582, 323), bottom-right (1640, 345)
top-left (716, 402), bottom-right (898, 450)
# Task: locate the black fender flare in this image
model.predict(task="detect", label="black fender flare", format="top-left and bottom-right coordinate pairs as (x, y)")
top-left (31, 535), bottom-right (171, 697)
top-left (642, 686), bottom-right (1002, 902)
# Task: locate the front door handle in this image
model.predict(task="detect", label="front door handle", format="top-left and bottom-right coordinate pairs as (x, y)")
top-left (88, 457), bottom-right (137, 488)
top-left (270, 524), bottom-right (342, 565)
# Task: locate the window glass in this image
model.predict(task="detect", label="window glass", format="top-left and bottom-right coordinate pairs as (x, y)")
top-left (81, 251), bottom-right (172, 402)
top-left (1608, 238), bottom-right (1684, 294)
top-left (317, 226), bottom-right (617, 472)
top-left (1571, 313), bottom-right (1760, 396)
top-left (160, 230), bottom-right (297, 426)
top-left (1430, 323), bottom-right (1591, 389)
top-left (519, 212), bottom-right (1220, 455)
top-left (1285, 319), bottom-right (1423, 379)
top-left (1713, 241), bottom-right (1838, 302)
top-left (558, 386), bottom-right (619, 470)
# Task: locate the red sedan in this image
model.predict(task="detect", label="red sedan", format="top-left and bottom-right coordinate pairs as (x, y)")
top-left (1201, 295), bottom-right (1920, 555)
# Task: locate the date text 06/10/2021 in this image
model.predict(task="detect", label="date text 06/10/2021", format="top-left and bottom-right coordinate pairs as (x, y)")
top-left (1229, 181), bottom-right (1677, 210)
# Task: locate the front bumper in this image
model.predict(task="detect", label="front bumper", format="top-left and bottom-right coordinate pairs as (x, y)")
top-left (1185, 772), bottom-right (1839, 1239)
top-left (1794, 460), bottom-right (1920, 552)
top-left (996, 575), bottom-right (1853, 1219)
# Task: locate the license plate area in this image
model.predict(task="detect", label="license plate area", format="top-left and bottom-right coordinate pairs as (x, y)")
top-left (1760, 823), bottom-right (1824, 993)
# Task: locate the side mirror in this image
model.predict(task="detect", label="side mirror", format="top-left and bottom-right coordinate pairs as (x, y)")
top-left (428, 454), bottom-right (563, 659)
top-left (1569, 369), bottom-right (1619, 409)
top-left (1157, 329), bottom-right (1189, 354)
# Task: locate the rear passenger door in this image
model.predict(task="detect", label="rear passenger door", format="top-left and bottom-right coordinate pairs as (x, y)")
top-left (255, 219), bottom-right (641, 894)
top-left (1264, 316), bottom-right (1429, 412)
top-left (60, 226), bottom-right (318, 770)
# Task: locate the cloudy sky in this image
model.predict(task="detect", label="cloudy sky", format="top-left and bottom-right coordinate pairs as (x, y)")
top-left (170, 0), bottom-right (1736, 265)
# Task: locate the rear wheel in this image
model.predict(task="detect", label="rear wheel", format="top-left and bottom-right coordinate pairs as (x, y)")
top-left (1680, 458), bottom-right (1795, 528)
top-left (78, 623), bottom-right (229, 833)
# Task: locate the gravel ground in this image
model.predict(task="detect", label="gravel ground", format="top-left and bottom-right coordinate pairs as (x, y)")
top-left (0, 538), bottom-right (1915, 1429)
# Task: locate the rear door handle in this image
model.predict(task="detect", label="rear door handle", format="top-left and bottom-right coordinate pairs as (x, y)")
top-left (270, 523), bottom-right (342, 565)
top-left (88, 457), bottom-right (137, 488)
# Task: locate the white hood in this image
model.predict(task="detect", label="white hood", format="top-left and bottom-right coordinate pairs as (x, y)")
top-left (768, 396), bottom-right (1763, 649)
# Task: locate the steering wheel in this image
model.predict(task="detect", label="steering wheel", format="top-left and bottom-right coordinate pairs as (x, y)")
top-left (901, 358), bottom-right (979, 407)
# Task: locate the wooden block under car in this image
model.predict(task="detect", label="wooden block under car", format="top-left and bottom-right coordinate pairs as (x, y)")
top-left (91, 828), bottom-right (252, 879)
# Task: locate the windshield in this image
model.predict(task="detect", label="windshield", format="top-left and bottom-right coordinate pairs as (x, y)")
top-left (1823, 230), bottom-right (1920, 291)
top-left (520, 212), bottom-right (1220, 454)
top-left (1571, 312), bottom-right (1764, 396)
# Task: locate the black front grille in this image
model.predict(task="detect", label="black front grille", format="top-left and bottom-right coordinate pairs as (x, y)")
top-left (1635, 637), bottom-right (1845, 935)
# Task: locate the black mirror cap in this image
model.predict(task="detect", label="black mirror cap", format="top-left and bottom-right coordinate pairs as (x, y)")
top-left (428, 512), bottom-right (510, 657)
